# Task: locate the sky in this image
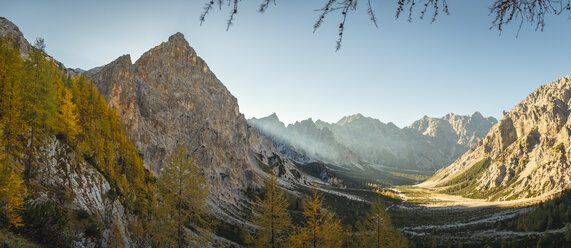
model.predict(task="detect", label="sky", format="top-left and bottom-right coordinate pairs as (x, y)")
top-left (2, 0), bottom-right (571, 127)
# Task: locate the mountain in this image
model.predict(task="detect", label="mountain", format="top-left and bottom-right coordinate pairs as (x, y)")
top-left (1, 17), bottom-right (322, 247)
top-left (85, 33), bottom-right (308, 219)
top-left (408, 111), bottom-right (497, 148)
top-left (248, 114), bottom-right (361, 167)
top-left (249, 112), bottom-right (497, 172)
top-left (421, 76), bottom-right (571, 201)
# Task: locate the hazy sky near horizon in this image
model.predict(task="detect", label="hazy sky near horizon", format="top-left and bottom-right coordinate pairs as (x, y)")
top-left (2, 0), bottom-right (571, 127)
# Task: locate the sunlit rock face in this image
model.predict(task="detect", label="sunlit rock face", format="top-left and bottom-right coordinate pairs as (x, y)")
top-left (87, 33), bottom-right (305, 218)
top-left (423, 76), bottom-right (571, 201)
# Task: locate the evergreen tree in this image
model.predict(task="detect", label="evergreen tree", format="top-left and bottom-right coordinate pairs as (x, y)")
top-left (290, 188), bottom-right (342, 248)
top-left (150, 144), bottom-right (210, 248)
top-left (247, 174), bottom-right (292, 248)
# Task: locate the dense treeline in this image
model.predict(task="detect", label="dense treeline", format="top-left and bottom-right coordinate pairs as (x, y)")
top-left (0, 37), bottom-right (153, 228)
top-left (502, 189), bottom-right (571, 232)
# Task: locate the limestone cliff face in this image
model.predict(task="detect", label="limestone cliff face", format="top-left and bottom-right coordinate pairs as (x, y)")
top-left (423, 76), bottom-right (571, 201)
top-left (87, 33), bottom-right (303, 217)
top-left (27, 138), bottom-right (140, 248)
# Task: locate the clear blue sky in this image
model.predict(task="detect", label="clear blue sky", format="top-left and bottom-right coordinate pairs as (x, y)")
top-left (2, 0), bottom-right (571, 127)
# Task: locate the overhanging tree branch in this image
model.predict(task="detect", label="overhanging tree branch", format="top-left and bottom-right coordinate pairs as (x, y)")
top-left (200, 0), bottom-right (570, 49)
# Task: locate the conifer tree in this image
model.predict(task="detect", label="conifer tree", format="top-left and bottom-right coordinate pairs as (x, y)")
top-left (290, 188), bottom-right (342, 248)
top-left (21, 38), bottom-right (57, 177)
top-left (0, 161), bottom-right (26, 228)
top-left (355, 196), bottom-right (407, 248)
top-left (0, 39), bottom-right (26, 167)
top-left (247, 174), bottom-right (292, 248)
top-left (55, 83), bottom-right (80, 140)
top-left (150, 144), bottom-right (210, 248)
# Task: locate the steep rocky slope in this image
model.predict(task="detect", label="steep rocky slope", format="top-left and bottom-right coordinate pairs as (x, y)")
top-left (422, 76), bottom-right (571, 201)
top-left (249, 113), bottom-right (496, 171)
top-left (86, 33), bottom-right (305, 218)
top-left (1, 17), bottom-right (144, 247)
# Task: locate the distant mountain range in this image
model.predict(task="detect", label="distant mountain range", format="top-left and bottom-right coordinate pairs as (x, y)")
top-left (248, 112), bottom-right (497, 171)
top-left (421, 76), bottom-right (571, 201)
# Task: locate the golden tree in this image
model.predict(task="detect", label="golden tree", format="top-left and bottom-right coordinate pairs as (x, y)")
top-left (150, 144), bottom-right (210, 248)
top-left (55, 81), bottom-right (80, 140)
top-left (247, 174), bottom-right (292, 248)
top-left (0, 163), bottom-right (26, 228)
top-left (290, 188), bottom-right (342, 248)
top-left (0, 39), bottom-right (26, 167)
top-left (355, 196), bottom-right (407, 248)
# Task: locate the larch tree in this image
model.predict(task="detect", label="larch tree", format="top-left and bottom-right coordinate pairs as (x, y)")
top-left (247, 174), bottom-right (292, 248)
top-left (150, 144), bottom-right (210, 248)
top-left (0, 39), bottom-right (26, 168)
top-left (290, 188), bottom-right (342, 248)
top-left (0, 163), bottom-right (26, 228)
top-left (21, 38), bottom-right (57, 178)
top-left (355, 195), bottom-right (407, 248)
top-left (199, 0), bottom-right (571, 50)
top-left (0, 39), bottom-right (27, 229)
top-left (55, 78), bottom-right (80, 140)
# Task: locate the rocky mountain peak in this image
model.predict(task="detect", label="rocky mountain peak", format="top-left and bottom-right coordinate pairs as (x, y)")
top-left (423, 76), bottom-right (571, 201)
top-left (168, 32), bottom-right (187, 44)
top-left (336, 113), bottom-right (366, 126)
top-left (472, 111), bottom-right (484, 120)
top-left (87, 33), bottom-right (304, 219)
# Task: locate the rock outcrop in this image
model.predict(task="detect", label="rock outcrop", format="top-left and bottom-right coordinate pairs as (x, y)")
top-left (28, 138), bottom-right (140, 247)
top-left (86, 33), bottom-right (304, 218)
top-left (422, 76), bottom-right (571, 201)
top-left (249, 112), bottom-right (497, 172)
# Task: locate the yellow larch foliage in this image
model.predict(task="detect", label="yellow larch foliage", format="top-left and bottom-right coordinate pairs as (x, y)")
top-left (56, 85), bottom-right (80, 140)
top-left (0, 166), bottom-right (26, 228)
top-left (355, 195), bottom-right (408, 248)
top-left (247, 174), bottom-right (292, 248)
top-left (290, 188), bottom-right (342, 248)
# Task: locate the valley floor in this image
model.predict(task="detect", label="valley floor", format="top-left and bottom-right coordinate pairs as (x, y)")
top-left (382, 185), bottom-right (569, 247)
top-left (394, 185), bottom-right (558, 208)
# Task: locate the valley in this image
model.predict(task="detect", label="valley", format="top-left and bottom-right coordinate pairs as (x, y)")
top-left (0, 13), bottom-right (570, 248)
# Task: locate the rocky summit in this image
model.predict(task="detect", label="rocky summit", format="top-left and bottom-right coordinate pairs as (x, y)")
top-left (86, 33), bottom-right (304, 218)
top-left (249, 112), bottom-right (497, 172)
top-left (422, 76), bottom-right (571, 201)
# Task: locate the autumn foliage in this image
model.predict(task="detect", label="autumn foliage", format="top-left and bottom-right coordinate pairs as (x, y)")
top-left (0, 38), bottom-right (152, 229)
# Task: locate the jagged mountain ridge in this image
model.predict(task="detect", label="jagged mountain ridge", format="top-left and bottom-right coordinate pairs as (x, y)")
top-left (86, 33), bottom-right (309, 219)
top-left (422, 76), bottom-right (571, 201)
top-left (249, 112), bottom-right (497, 171)
top-left (247, 114), bottom-right (362, 167)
